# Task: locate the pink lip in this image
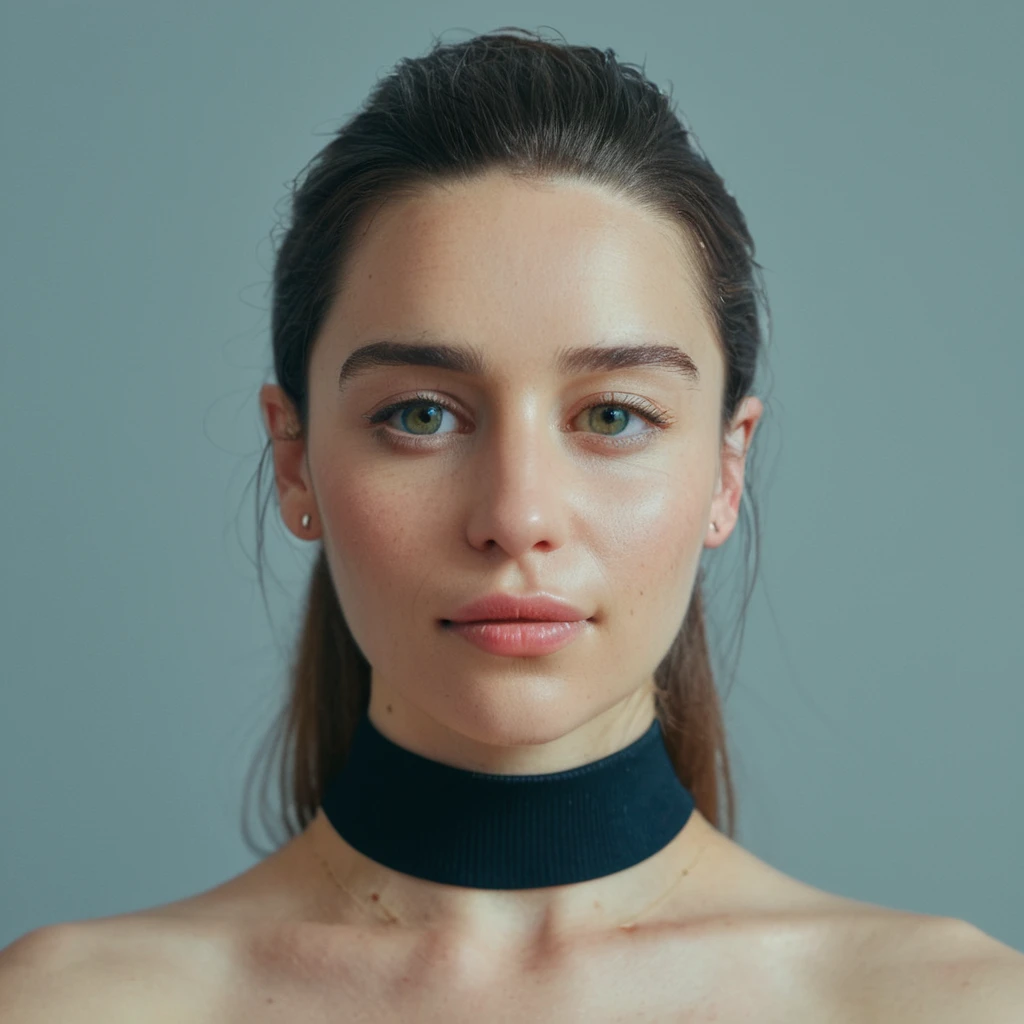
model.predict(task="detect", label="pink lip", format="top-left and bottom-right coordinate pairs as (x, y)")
top-left (445, 592), bottom-right (590, 624)
top-left (444, 620), bottom-right (588, 656)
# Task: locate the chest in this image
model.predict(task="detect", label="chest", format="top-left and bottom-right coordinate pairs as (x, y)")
top-left (218, 924), bottom-right (853, 1024)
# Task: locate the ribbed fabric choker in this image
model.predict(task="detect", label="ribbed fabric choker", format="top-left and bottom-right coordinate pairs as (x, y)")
top-left (318, 712), bottom-right (696, 890)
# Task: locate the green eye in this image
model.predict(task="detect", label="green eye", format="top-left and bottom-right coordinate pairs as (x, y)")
top-left (399, 401), bottom-right (445, 434)
top-left (587, 405), bottom-right (630, 436)
top-left (366, 390), bottom-right (671, 447)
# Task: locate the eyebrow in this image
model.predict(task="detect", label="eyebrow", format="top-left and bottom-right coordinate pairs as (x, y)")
top-left (337, 335), bottom-right (701, 394)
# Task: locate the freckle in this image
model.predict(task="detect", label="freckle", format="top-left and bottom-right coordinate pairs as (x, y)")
top-left (386, 704), bottom-right (393, 713)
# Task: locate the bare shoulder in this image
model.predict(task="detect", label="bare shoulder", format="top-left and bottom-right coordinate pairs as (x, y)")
top-left (836, 912), bottom-right (1024, 1022)
top-left (705, 817), bottom-right (1024, 1020)
top-left (0, 918), bottom-right (234, 1023)
top-left (0, 924), bottom-right (110, 1022)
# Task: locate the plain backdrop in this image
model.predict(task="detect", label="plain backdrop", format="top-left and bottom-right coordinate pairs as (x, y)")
top-left (1, 1), bottom-right (1021, 952)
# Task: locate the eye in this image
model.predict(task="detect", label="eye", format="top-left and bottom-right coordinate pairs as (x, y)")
top-left (575, 399), bottom-right (663, 440)
top-left (364, 391), bottom-right (673, 448)
top-left (366, 394), bottom-right (460, 437)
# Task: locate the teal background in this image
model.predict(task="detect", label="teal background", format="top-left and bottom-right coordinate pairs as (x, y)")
top-left (1, 2), bottom-right (1021, 951)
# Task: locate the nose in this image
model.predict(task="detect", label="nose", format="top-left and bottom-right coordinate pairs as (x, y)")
top-left (462, 417), bottom-right (573, 558)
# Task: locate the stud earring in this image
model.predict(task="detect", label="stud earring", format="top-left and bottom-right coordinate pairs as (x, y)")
top-left (301, 513), bottom-right (311, 529)
top-left (710, 522), bottom-right (718, 532)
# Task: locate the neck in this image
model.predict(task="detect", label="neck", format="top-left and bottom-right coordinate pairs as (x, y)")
top-left (305, 708), bottom-right (711, 948)
top-left (306, 805), bottom-right (713, 950)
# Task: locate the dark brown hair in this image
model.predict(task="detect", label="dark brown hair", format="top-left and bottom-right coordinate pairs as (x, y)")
top-left (242, 26), bottom-right (770, 857)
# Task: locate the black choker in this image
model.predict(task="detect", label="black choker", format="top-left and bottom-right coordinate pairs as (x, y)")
top-left (319, 712), bottom-right (696, 890)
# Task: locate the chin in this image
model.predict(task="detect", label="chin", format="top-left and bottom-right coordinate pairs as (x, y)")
top-left (425, 693), bottom-right (635, 754)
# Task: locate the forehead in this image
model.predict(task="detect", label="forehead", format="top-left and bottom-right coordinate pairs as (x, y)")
top-left (315, 172), bottom-right (719, 384)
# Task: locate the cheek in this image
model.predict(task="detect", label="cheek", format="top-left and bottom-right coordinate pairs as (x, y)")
top-left (584, 475), bottom-right (708, 662)
top-left (314, 462), bottom-right (455, 642)
top-left (602, 494), bottom-right (704, 585)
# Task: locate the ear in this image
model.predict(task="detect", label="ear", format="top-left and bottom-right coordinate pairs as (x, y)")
top-left (259, 383), bottom-right (319, 540)
top-left (705, 395), bottom-right (763, 548)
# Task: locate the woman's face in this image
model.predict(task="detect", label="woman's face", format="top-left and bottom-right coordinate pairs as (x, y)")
top-left (268, 171), bottom-right (761, 768)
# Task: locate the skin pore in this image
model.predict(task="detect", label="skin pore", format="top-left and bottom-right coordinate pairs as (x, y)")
top-left (258, 169), bottom-right (764, 963)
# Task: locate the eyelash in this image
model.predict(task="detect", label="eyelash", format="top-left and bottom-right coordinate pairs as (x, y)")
top-left (364, 390), bottom-right (674, 449)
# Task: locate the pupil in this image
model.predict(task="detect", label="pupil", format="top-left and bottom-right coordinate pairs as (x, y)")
top-left (595, 406), bottom-right (625, 434)
top-left (404, 402), bottom-right (440, 433)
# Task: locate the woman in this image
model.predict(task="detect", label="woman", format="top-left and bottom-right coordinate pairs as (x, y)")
top-left (3, 26), bottom-right (1022, 1022)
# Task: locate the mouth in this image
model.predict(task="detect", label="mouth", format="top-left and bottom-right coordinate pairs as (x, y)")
top-left (438, 617), bottom-right (592, 656)
top-left (441, 617), bottom-right (594, 625)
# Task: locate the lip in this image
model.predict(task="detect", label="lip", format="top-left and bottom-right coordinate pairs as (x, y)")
top-left (444, 620), bottom-right (588, 657)
top-left (443, 592), bottom-right (590, 624)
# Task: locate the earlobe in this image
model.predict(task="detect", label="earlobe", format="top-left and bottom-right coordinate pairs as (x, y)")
top-left (294, 508), bottom-right (320, 542)
top-left (704, 519), bottom-right (724, 550)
